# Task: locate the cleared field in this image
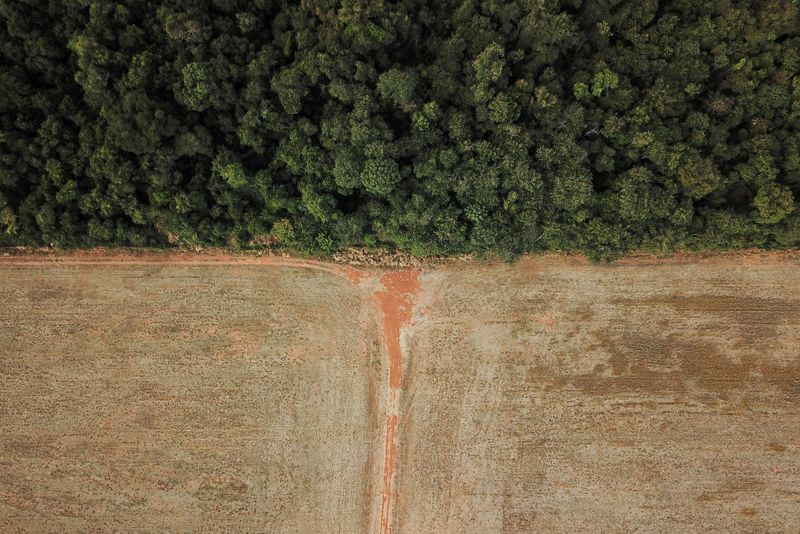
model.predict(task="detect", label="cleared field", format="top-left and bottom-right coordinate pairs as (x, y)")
top-left (1, 252), bottom-right (799, 533)
top-left (0, 263), bottom-right (381, 532)
top-left (397, 256), bottom-right (800, 533)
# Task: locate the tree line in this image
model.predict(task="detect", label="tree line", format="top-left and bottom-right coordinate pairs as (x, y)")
top-left (1, 0), bottom-right (799, 260)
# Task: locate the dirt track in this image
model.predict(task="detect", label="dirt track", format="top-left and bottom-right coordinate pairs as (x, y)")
top-left (1, 251), bottom-right (799, 532)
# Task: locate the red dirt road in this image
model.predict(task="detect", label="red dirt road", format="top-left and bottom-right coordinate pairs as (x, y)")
top-left (371, 271), bottom-right (421, 534)
top-left (378, 414), bottom-right (399, 534)
top-left (374, 271), bottom-right (421, 390)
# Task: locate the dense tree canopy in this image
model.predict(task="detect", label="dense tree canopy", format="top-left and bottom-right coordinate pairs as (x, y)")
top-left (1, 0), bottom-right (799, 259)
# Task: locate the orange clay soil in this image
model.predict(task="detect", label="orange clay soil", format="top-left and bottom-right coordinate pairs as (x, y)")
top-left (374, 271), bottom-right (422, 390)
top-left (371, 271), bottom-right (422, 534)
top-left (378, 414), bottom-right (399, 534)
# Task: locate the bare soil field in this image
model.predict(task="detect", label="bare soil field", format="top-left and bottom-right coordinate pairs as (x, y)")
top-left (0, 262), bottom-right (382, 532)
top-left (397, 254), bottom-right (800, 533)
top-left (1, 251), bottom-right (799, 532)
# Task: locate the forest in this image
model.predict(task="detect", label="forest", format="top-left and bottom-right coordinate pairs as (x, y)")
top-left (1, 0), bottom-right (799, 260)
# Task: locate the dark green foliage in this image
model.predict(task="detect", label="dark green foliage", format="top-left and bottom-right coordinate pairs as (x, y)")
top-left (1, 0), bottom-right (799, 259)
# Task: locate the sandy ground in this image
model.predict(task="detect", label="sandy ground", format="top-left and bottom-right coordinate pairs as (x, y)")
top-left (1, 250), bottom-right (798, 532)
top-left (0, 263), bottom-right (382, 532)
top-left (396, 255), bottom-right (800, 533)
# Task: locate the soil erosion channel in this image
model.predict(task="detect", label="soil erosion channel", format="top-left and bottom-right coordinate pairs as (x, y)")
top-left (370, 271), bottom-right (422, 534)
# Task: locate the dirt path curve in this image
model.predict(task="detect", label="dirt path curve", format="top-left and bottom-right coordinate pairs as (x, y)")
top-left (0, 249), bottom-right (358, 281)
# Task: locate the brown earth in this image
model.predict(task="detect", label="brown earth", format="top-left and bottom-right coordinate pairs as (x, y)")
top-left (1, 250), bottom-right (799, 532)
top-left (0, 261), bottom-right (382, 532)
top-left (396, 255), bottom-right (800, 533)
